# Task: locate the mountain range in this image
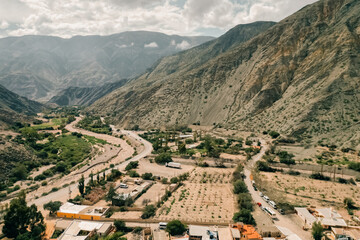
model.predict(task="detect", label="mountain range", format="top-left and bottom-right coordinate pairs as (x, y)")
top-left (0, 32), bottom-right (213, 101)
top-left (89, 0), bottom-right (360, 148)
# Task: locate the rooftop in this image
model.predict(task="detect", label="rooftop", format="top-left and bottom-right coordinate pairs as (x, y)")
top-left (58, 220), bottom-right (112, 240)
top-left (58, 202), bottom-right (108, 216)
top-left (189, 225), bottom-right (218, 240)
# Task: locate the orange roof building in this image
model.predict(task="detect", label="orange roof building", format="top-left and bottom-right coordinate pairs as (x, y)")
top-left (229, 223), bottom-right (262, 240)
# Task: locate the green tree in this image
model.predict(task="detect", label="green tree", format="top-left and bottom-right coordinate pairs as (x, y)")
top-left (233, 209), bottom-right (256, 225)
top-left (141, 205), bottom-right (156, 219)
top-left (11, 165), bottom-right (28, 181)
top-left (155, 153), bottom-right (172, 164)
top-left (3, 191), bottom-right (46, 239)
top-left (114, 220), bottom-right (127, 232)
top-left (43, 201), bottom-right (62, 215)
top-left (178, 143), bottom-right (186, 154)
top-left (233, 180), bottom-right (248, 194)
top-left (106, 185), bottom-right (116, 205)
top-left (166, 220), bottom-right (186, 236)
top-left (78, 175), bottom-right (85, 196)
top-left (344, 197), bottom-right (356, 209)
top-left (312, 222), bottom-right (324, 240)
top-left (56, 162), bottom-right (67, 172)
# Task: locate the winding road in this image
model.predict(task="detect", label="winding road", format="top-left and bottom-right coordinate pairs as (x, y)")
top-left (244, 140), bottom-right (311, 240)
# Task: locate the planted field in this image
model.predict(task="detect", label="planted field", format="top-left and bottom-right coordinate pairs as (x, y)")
top-left (30, 118), bottom-right (68, 130)
top-left (155, 168), bottom-right (236, 223)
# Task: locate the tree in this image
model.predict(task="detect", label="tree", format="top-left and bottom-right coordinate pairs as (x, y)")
top-left (125, 161), bottom-right (139, 171)
top-left (3, 191), bottom-right (45, 240)
top-left (269, 131), bottom-right (280, 139)
top-left (106, 185), bottom-right (116, 205)
top-left (155, 153), bottom-right (172, 164)
top-left (43, 201), bottom-right (62, 215)
top-left (166, 220), bottom-right (186, 236)
top-left (344, 197), bottom-right (356, 209)
top-left (56, 162), bottom-right (67, 172)
top-left (114, 220), bottom-right (127, 232)
top-left (312, 222), bottom-right (324, 240)
top-left (78, 175), bottom-right (85, 196)
top-left (178, 143), bottom-right (186, 154)
top-left (233, 180), bottom-right (248, 194)
top-left (11, 165), bottom-right (28, 181)
top-left (233, 209), bottom-right (255, 225)
top-left (141, 173), bottom-right (153, 180)
top-left (141, 205), bottom-right (156, 219)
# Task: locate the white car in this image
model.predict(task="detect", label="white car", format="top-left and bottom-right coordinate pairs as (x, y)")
top-left (259, 192), bottom-right (264, 197)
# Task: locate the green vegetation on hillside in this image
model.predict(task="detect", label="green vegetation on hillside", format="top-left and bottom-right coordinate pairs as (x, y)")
top-left (77, 116), bottom-right (112, 134)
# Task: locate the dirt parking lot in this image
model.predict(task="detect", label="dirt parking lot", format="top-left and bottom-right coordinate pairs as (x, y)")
top-left (155, 167), bottom-right (236, 224)
top-left (134, 183), bottom-right (167, 207)
top-left (136, 159), bottom-right (194, 178)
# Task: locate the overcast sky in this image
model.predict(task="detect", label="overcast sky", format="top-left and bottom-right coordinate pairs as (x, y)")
top-left (0, 0), bottom-right (318, 38)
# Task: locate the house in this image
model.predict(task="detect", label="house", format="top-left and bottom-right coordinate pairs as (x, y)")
top-left (188, 225), bottom-right (218, 240)
top-left (295, 208), bottom-right (317, 229)
top-left (314, 208), bottom-right (347, 228)
top-left (229, 223), bottom-right (262, 240)
top-left (57, 220), bottom-right (112, 240)
top-left (331, 227), bottom-right (360, 240)
top-left (56, 202), bottom-right (109, 221)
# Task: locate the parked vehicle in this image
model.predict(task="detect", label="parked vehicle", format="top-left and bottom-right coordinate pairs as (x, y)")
top-left (119, 183), bottom-right (128, 189)
top-left (165, 162), bottom-right (181, 169)
top-left (259, 192), bottom-right (264, 197)
top-left (159, 222), bottom-right (167, 229)
top-left (264, 207), bottom-right (276, 217)
top-left (135, 179), bottom-right (143, 185)
top-left (257, 202), bottom-right (262, 207)
top-left (269, 200), bottom-right (277, 209)
top-left (253, 185), bottom-right (257, 191)
top-left (263, 195), bottom-right (270, 202)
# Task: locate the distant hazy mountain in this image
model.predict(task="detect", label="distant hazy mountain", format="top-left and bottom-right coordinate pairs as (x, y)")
top-left (0, 32), bottom-right (213, 101)
top-left (90, 0), bottom-right (360, 148)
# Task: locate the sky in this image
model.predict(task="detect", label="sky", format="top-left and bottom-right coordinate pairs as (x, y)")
top-left (0, 0), bottom-right (318, 38)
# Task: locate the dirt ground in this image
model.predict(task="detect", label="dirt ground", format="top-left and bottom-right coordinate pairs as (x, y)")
top-left (134, 183), bottom-right (167, 207)
top-left (135, 159), bottom-right (194, 178)
top-left (255, 172), bottom-right (360, 220)
top-left (112, 211), bottom-right (143, 219)
top-left (155, 167), bottom-right (236, 224)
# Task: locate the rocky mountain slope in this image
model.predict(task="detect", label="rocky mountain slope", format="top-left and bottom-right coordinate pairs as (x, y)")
top-left (0, 84), bottom-right (43, 125)
top-left (90, 0), bottom-right (360, 148)
top-left (0, 32), bottom-right (213, 101)
top-left (48, 79), bottom-right (129, 106)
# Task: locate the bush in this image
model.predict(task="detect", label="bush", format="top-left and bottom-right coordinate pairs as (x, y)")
top-left (269, 131), bottom-right (280, 139)
top-left (170, 177), bottom-right (179, 184)
top-left (125, 161), bottom-right (139, 171)
top-left (310, 173), bottom-right (330, 181)
top-left (257, 161), bottom-right (276, 172)
top-left (155, 153), bottom-right (172, 164)
top-left (34, 174), bottom-right (46, 181)
top-left (141, 205), bottom-right (156, 219)
top-left (128, 170), bottom-right (140, 178)
top-left (166, 220), bottom-right (186, 236)
top-left (114, 220), bottom-right (127, 232)
top-left (141, 173), bottom-right (153, 180)
top-left (349, 162), bottom-right (360, 172)
top-left (233, 180), bottom-right (248, 194)
top-left (233, 209), bottom-right (256, 225)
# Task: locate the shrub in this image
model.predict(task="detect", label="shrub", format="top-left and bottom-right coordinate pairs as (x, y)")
top-left (170, 177), bottom-right (179, 184)
top-left (128, 170), bottom-right (140, 178)
top-left (257, 161), bottom-right (276, 172)
top-left (269, 131), bottom-right (280, 139)
top-left (155, 153), bottom-right (172, 164)
top-left (166, 220), bottom-right (186, 236)
top-left (114, 220), bottom-right (127, 232)
top-left (125, 161), bottom-right (139, 171)
top-left (233, 209), bottom-right (256, 225)
top-left (310, 173), bottom-right (330, 181)
top-left (141, 205), bottom-right (156, 219)
top-left (349, 162), bottom-right (360, 172)
top-left (141, 173), bottom-right (153, 180)
top-left (233, 180), bottom-right (248, 194)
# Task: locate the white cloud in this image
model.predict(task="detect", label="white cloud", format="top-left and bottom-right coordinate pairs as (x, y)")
top-left (176, 40), bottom-right (191, 50)
top-left (0, 0), bottom-right (318, 38)
top-left (144, 42), bottom-right (159, 48)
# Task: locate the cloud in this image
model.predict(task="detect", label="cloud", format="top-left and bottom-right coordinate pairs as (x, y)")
top-left (144, 42), bottom-right (159, 48)
top-left (176, 40), bottom-right (191, 50)
top-left (0, 0), bottom-right (318, 38)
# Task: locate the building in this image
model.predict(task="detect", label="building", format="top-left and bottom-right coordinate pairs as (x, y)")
top-left (189, 225), bottom-right (218, 240)
top-left (57, 220), bottom-right (112, 240)
top-left (56, 202), bottom-right (109, 221)
top-left (295, 208), bottom-right (317, 229)
top-left (331, 227), bottom-right (360, 240)
top-left (229, 223), bottom-right (262, 240)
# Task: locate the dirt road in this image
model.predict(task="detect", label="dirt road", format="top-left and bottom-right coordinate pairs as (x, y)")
top-left (244, 140), bottom-right (312, 240)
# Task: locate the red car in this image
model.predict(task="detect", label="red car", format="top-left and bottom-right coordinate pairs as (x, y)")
top-left (257, 202), bottom-right (262, 207)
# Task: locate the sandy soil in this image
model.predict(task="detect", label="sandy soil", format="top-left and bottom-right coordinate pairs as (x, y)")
top-left (134, 183), bottom-right (167, 207)
top-left (255, 171), bottom-right (360, 220)
top-left (112, 211), bottom-right (143, 219)
top-left (135, 159), bottom-right (194, 178)
top-left (155, 167), bottom-right (236, 224)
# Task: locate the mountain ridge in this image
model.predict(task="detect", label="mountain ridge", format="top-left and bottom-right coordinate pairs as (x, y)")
top-left (89, 0), bottom-right (360, 148)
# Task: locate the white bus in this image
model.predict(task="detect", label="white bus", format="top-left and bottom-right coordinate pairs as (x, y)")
top-left (166, 162), bottom-right (181, 169)
top-left (159, 222), bottom-right (167, 229)
top-left (264, 207), bottom-right (276, 217)
top-left (269, 200), bottom-right (277, 209)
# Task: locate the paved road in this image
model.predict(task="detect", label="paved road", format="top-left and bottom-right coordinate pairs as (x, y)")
top-left (28, 120), bottom-right (153, 209)
top-left (244, 140), bottom-right (311, 240)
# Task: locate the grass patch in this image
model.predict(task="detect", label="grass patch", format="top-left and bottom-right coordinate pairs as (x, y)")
top-left (83, 135), bottom-right (109, 145)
